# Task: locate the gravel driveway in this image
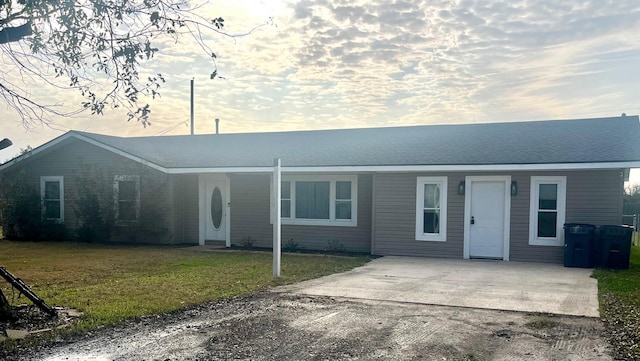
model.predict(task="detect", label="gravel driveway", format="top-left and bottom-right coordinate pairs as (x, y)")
top-left (20, 292), bottom-right (611, 361)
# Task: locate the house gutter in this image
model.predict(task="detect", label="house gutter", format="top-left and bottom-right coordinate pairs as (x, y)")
top-left (162, 161), bottom-right (640, 174)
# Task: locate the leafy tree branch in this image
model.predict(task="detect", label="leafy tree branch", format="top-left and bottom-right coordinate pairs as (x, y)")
top-left (0, 0), bottom-right (270, 128)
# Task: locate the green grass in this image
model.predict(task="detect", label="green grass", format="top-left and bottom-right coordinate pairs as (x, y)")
top-left (593, 245), bottom-right (640, 361)
top-left (0, 241), bottom-right (369, 334)
top-left (593, 246), bottom-right (640, 296)
top-left (593, 245), bottom-right (640, 299)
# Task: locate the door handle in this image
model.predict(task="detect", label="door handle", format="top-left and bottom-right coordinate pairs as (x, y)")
top-left (471, 216), bottom-right (475, 225)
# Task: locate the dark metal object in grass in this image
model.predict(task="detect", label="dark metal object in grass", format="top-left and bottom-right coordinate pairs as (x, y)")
top-left (0, 267), bottom-right (57, 317)
top-left (0, 287), bottom-right (15, 321)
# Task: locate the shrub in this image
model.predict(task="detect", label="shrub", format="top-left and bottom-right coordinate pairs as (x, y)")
top-left (74, 165), bottom-right (113, 243)
top-left (41, 220), bottom-right (70, 242)
top-left (325, 239), bottom-right (346, 254)
top-left (1, 190), bottom-right (42, 240)
top-left (0, 170), bottom-right (43, 240)
top-left (242, 236), bottom-right (256, 249)
top-left (283, 238), bottom-right (303, 252)
top-left (0, 169), bottom-right (69, 242)
top-left (74, 164), bottom-right (170, 243)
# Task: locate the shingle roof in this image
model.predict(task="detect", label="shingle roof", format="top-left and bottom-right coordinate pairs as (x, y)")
top-left (70, 115), bottom-right (640, 169)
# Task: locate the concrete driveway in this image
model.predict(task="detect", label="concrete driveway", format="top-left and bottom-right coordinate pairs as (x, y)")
top-left (28, 257), bottom-right (608, 361)
top-left (284, 256), bottom-right (599, 317)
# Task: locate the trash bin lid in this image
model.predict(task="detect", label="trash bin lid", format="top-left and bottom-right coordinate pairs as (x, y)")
top-left (599, 225), bottom-right (633, 235)
top-left (563, 223), bottom-right (596, 234)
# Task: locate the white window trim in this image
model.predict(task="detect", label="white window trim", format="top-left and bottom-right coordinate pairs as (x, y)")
top-left (114, 175), bottom-right (140, 225)
top-left (415, 176), bottom-right (448, 242)
top-left (40, 176), bottom-right (64, 222)
top-left (281, 181), bottom-right (292, 219)
top-left (270, 175), bottom-right (358, 227)
top-left (529, 176), bottom-right (567, 246)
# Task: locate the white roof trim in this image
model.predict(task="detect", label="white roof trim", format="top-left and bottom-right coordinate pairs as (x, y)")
top-left (166, 161), bottom-right (640, 174)
top-left (166, 167), bottom-right (273, 174)
top-left (0, 134), bottom-right (67, 172)
top-left (0, 132), bottom-right (167, 173)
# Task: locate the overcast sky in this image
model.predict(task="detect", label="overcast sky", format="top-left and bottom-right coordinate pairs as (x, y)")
top-left (2, 0), bottom-right (640, 179)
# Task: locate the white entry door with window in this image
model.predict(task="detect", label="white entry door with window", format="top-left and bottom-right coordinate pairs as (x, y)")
top-left (464, 176), bottom-right (511, 260)
top-left (199, 175), bottom-right (229, 245)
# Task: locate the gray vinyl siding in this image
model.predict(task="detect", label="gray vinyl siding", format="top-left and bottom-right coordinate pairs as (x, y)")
top-left (1, 139), bottom-right (177, 244)
top-left (510, 169), bottom-right (623, 263)
top-left (374, 170), bottom-right (625, 263)
top-left (229, 173), bottom-right (372, 252)
top-left (509, 172), bottom-right (534, 261)
top-left (565, 170), bottom-right (624, 225)
top-left (373, 173), bottom-right (464, 258)
top-left (171, 174), bottom-right (200, 244)
top-left (228, 174), bottom-right (272, 246)
top-left (3, 135), bottom-right (625, 259)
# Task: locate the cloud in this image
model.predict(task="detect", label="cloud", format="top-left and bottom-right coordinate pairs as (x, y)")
top-left (3, 0), bottom-right (640, 159)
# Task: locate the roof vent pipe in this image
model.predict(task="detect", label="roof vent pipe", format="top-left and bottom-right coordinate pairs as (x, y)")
top-left (215, 118), bottom-right (219, 134)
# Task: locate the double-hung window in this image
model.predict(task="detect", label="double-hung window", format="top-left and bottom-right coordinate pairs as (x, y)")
top-left (415, 177), bottom-right (447, 241)
top-left (114, 175), bottom-right (140, 224)
top-left (40, 176), bottom-right (64, 222)
top-left (273, 176), bottom-right (357, 226)
top-left (335, 181), bottom-right (352, 220)
top-left (281, 180), bottom-right (291, 218)
top-left (529, 176), bottom-right (566, 246)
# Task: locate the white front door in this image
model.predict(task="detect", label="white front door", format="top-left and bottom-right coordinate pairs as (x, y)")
top-left (204, 177), bottom-right (227, 242)
top-left (465, 177), bottom-right (510, 260)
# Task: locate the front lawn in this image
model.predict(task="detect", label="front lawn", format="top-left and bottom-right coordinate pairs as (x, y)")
top-left (593, 245), bottom-right (640, 361)
top-left (0, 241), bottom-right (369, 349)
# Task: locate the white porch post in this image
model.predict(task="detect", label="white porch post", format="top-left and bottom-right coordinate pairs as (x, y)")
top-left (273, 158), bottom-right (282, 278)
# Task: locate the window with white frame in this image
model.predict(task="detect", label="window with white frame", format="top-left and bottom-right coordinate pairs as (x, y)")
top-left (272, 175), bottom-right (357, 226)
top-left (415, 177), bottom-right (447, 242)
top-left (529, 176), bottom-right (566, 246)
top-left (335, 181), bottom-right (352, 220)
top-left (40, 176), bottom-right (64, 222)
top-left (281, 180), bottom-right (291, 218)
top-left (114, 175), bottom-right (140, 224)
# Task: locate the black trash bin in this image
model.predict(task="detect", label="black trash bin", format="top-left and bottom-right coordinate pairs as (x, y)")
top-left (596, 225), bottom-right (633, 269)
top-left (563, 223), bottom-right (596, 268)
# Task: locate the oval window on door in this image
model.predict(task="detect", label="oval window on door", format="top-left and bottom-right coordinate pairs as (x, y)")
top-left (210, 187), bottom-right (223, 230)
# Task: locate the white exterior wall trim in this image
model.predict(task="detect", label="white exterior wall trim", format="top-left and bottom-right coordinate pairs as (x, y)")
top-left (40, 175), bottom-right (65, 222)
top-left (268, 174), bottom-right (359, 227)
top-left (463, 175), bottom-right (511, 261)
top-left (198, 175), bottom-right (205, 246)
top-left (415, 176), bottom-right (448, 242)
top-left (529, 176), bottom-right (567, 247)
top-left (198, 174), bottom-right (231, 246)
top-left (0, 132), bottom-right (167, 173)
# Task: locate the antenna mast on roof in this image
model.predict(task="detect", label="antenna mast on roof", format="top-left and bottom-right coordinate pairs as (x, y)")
top-left (190, 78), bottom-right (195, 135)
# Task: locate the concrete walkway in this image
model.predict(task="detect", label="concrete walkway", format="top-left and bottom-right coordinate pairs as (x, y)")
top-left (283, 256), bottom-right (600, 317)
